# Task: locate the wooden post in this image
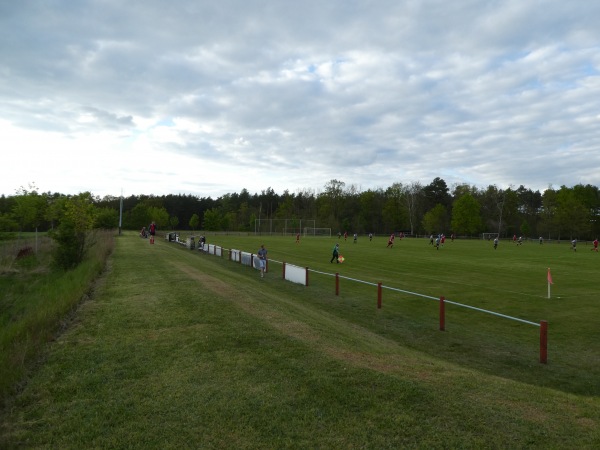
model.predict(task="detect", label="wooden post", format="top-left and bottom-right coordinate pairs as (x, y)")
top-left (377, 283), bottom-right (382, 309)
top-left (335, 273), bottom-right (339, 296)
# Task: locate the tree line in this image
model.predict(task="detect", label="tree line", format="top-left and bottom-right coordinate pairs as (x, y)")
top-left (2, 178), bottom-right (600, 240)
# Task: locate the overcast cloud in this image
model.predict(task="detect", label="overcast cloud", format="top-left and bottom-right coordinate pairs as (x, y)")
top-left (1, 1), bottom-right (599, 198)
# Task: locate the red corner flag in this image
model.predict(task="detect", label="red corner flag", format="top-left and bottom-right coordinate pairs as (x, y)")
top-left (547, 268), bottom-right (553, 285)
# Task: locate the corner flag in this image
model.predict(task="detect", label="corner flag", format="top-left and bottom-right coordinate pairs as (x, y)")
top-left (547, 268), bottom-right (553, 299)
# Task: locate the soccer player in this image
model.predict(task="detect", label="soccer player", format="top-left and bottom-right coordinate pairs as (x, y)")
top-left (296, 233), bottom-right (300, 244)
top-left (571, 239), bottom-right (577, 251)
top-left (387, 233), bottom-right (395, 248)
top-left (592, 239), bottom-right (598, 252)
top-left (353, 233), bottom-right (357, 244)
top-left (369, 232), bottom-right (373, 241)
top-left (493, 237), bottom-right (498, 250)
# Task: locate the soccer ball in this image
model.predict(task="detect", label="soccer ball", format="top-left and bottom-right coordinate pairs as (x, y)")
top-left (338, 255), bottom-right (345, 263)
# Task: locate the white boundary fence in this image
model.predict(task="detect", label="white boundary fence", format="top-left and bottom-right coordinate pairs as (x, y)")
top-left (167, 238), bottom-right (549, 364)
top-left (200, 243), bottom-right (223, 257)
top-left (282, 262), bottom-right (308, 285)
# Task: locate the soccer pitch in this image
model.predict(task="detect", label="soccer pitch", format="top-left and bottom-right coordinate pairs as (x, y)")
top-left (193, 232), bottom-right (600, 396)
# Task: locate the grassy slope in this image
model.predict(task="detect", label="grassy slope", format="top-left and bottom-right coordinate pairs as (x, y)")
top-left (0, 232), bottom-right (112, 403)
top-left (1, 233), bottom-right (599, 448)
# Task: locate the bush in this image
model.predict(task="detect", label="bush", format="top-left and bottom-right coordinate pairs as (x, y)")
top-left (51, 220), bottom-right (87, 270)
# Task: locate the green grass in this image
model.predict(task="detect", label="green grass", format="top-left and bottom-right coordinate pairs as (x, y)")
top-left (201, 233), bottom-right (600, 392)
top-left (1, 232), bottom-right (599, 448)
top-left (0, 231), bottom-right (114, 403)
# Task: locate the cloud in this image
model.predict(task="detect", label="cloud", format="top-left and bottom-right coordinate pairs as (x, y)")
top-left (1, 0), bottom-right (600, 198)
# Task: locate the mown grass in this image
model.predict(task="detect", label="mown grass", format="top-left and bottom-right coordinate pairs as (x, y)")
top-left (201, 233), bottom-right (600, 396)
top-left (1, 232), bottom-right (599, 448)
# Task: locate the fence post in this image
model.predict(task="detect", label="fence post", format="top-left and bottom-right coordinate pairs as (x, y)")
top-left (305, 267), bottom-right (309, 286)
top-left (439, 296), bottom-right (445, 331)
top-left (335, 273), bottom-right (339, 296)
top-left (540, 320), bottom-right (548, 364)
top-left (377, 282), bottom-right (382, 309)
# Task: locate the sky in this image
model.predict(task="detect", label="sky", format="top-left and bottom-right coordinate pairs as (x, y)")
top-left (1, 1), bottom-right (599, 199)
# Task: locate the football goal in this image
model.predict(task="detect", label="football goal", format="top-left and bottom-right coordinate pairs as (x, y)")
top-left (303, 227), bottom-right (332, 237)
top-left (254, 218), bottom-right (315, 235)
top-left (481, 232), bottom-right (499, 240)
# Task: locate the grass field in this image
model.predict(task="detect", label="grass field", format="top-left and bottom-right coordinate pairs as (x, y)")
top-left (1, 231), bottom-right (599, 448)
top-left (199, 232), bottom-right (600, 394)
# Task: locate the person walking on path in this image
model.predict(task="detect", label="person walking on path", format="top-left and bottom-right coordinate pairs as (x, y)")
top-left (149, 221), bottom-right (156, 244)
top-left (257, 244), bottom-right (268, 277)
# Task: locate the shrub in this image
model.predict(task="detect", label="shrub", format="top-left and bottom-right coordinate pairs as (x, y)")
top-left (51, 220), bottom-right (87, 270)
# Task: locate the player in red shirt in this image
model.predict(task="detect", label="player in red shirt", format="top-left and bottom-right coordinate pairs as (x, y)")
top-left (386, 233), bottom-right (395, 248)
